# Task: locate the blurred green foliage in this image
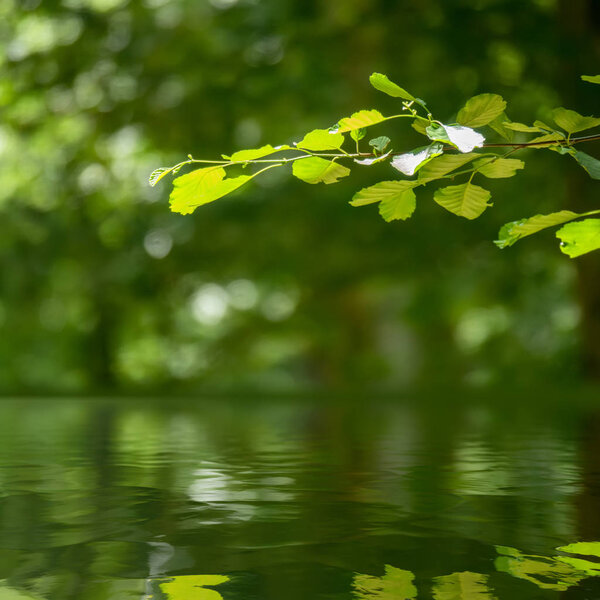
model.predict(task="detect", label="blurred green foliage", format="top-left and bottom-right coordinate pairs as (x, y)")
top-left (1, 0), bottom-right (599, 393)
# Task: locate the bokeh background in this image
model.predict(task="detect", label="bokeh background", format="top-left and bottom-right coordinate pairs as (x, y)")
top-left (2, 0), bottom-right (600, 395)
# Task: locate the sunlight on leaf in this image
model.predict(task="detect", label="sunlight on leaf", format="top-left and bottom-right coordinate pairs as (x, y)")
top-left (353, 565), bottom-right (417, 600)
top-left (426, 123), bottom-right (485, 153)
top-left (495, 210), bottom-right (579, 248)
top-left (432, 572), bottom-right (496, 600)
top-left (158, 574), bottom-right (229, 600)
top-left (336, 110), bottom-right (387, 133)
top-left (350, 180), bottom-right (419, 207)
top-left (457, 93), bottom-right (507, 128)
top-left (297, 129), bottom-right (345, 151)
top-left (369, 73), bottom-right (416, 102)
top-left (473, 157), bottom-right (524, 178)
top-left (573, 151), bottom-right (600, 179)
top-left (434, 182), bottom-right (491, 220)
top-left (292, 156), bottom-right (350, 184)
top-left (391, 143), bottom-right (443, 176)
top-left (557, 218), bottom-right (600, 257)
top-left (552, 107), bottom-right (600, 134)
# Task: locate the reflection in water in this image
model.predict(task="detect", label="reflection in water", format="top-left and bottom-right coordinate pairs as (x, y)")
top-left (0, 397), bottom-right (599, 599)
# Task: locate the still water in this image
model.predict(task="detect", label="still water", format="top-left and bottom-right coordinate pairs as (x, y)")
top-left (1, 394), bottom-right (600, 599)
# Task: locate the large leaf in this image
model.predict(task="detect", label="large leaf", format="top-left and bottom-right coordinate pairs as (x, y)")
top-left (582, 74), bottom-right (600, 84)
top-left (292, 156), bottom-right (350, 184)
top-left (391, 143), bottom-right (443, 176)
top-left (369, 73), bottom-right (415, 101)
top-left (495, 210), bottom-right (579, 248)
top-left (336, 110), bottom-right (387, 133)
top-left (426, 123), bottom-right (485, 153)
top-left (297, 129), bottom-right (345, 151)
top-left (418, 153), bottom-right (480, 181)
top-left (169, 165), bottom-right (277, 214)
top-left (473, 157), bottom-right (524, 178)
top-left (353, 565), bottom-right (417, 600)
top-left (432, 572), bottom-right (495, 600)
top-left (557, 218), bottom-right (600, 258)
top-left (573, 151), bottom-right (600, 179)
top-left (552, 107), bottom-right (600, 134)
top-left (379, 188), bottom-right (416, 222)
top-left (159, 574), bottom-right (229, 600)
top-left (456, 93), bottom-right (507, 128)
top-left (350, 180), bottom-right (418, 206)
top-left (434, 182), bottom-right (492, 220)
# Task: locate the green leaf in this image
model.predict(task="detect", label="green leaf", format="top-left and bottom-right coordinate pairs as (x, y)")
top-left (169, 165), bottom-right (278, 215)
top-left (228, 144), bottom-right (279, 162)
top-left (473, 157), bottom-right (524, 178)
top-left (526, 132), bottom-right (566, 147)
top-left (336, 110), bottom-right (387, 133)
top-left (350, 180), bottom-right (419, 207)
top-left (426, 123), bottom-right (485, 153)
top-left (488, 113), bottom-right (514, 141)
top-left (417, 153), bottom-right (480, 181)
top-left (573, 151), bottom-right (600, 179)
top-left (149, 166), bottom-right (177, 187)
top-left (369, 136), bottom-right (391, 153)
top-left (292, 157), bottom-right (350, 184)
top-left (434, 182), bottom-right (492, 220)
top-left (353, 565), bottom-right (417, 600)
top-left (495, 210), bottom-right (579, 248)
top-left (412, 120), bottom-right (428, 135)
top-left (379, 187), bottom-right (417, 222)
top-left (369, 73), bottom-right (415, 101)
top-left (297, 129), bottom-right (345, 151)
top-left (351, 128), bottom-right (366, 142)
top-left (354, 151), bottom-right (392, 165)
top-left (159, 574), bottom-right (229, 600)
top-left (582, 74), bottom-right (600, 84)
top-left (432, 572), bottom-right (495, 600)
top-left (391, 143), bottom-right (444, 176)
top-left (456, 93), bottom-right (507, 128)
top-left (502, 122), bottom-right (543, 133)
top-left (552, 107), bottom-right (600, 134)
top-left (558, 542), bottom-right (600, 557)
top-left (557, 218), bottom-right (600, 257)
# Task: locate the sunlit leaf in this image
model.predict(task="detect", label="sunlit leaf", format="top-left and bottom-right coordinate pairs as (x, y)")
top-left (379, 187), bottom-right (416, 222)
top-left (351, 128), bottom-right (367, 142)
top-left (159, 574), bottom-right (229, 600)
top-left (473, 157), bottom-right (524, 178)
top-left (495, 210), bottom-right (580, 248)
top-left (369, 136), bottom-right (391, 153)
top-left (573, 151), bottom-right (600, 179)
top-left (417, 153), bottom-right (480, 182)
top-left (354, 151), bottom-right (392, 165)
top-left (552, 107), bottom-right (600, 134)
top-left (412, 120), bottom-right (428, 135)
top-left (369, 73), bottom-right (416, 101)
top-left (494, 546), bottom-right (585, 591)
top-left (391, 143), bottom-right (443, 176)
top-left (426, 123), bottom-right (485, 153)
top-left (533, 120), bottom-right (556, 132)
top-left (292, 156), bottom-right (350, 184)
top-left (350, 180), bottom-right (418, 207)
top-left (149, 165), bottom-right (180, 187)
top-left (297, 129), bottom-right (345, 151)
top-left (526, 132), bottom-right (565, 147)
top-left (434, 182), bottom-right (492, 220)
top-left (353, 565), bottom-right (417, 600)
top-left (488, 113), bottom-right (514, 141)
top-left (432, 572), bottom-right (496, 599)
top-left (582, 74), bottom-right (600, 84)
top-left (228, 144), bottom-right (280, 162)
top-left (336, 110), bottom-right (387, 133)
top-left (502, 122), bottom-right (542, 133)
top-left (558, 542), bottom-right (600, 557)
top-left (456, 94), bottom-right (507, 128)
top-left (557, 218), bottom-right (600, 257)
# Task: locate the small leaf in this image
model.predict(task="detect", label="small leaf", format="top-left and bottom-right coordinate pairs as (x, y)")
top-left (473, 157), bottom-right (524, 178)
top-left (229, 144), bottom-right (279, 162)
top-left (495, 210), bottom-right (579, 248)
top-left (426, 123), bottom-right (485, 153)
top-left (573, 151), bottom-right (600, 179)
top-left (412, 120), bottom-right (428, 135)
top-left (434, 182), bottom-right (492, 220)
top-left (350, 180), bottom-right (419, 206)
top-left (552, 107), bottom-right (600, 134)
top-left (369, 73), bottom-right (416, 101)
top-left (354, 151), bottom-right (392, 165)
top-left (351, 128), bottom-right (366, 142)
top-left (582, 74), bottom-right (600, 84)
top-left (369, 136), bottom-right (391, 153)
top-left (418, 153), bottom-right (480, 181)
top-left (488, 113), bottom-right (514, 141)
top-left (457, 93), bottom-right (507, 128)
top-left (292, 157), bottom-right (350, 184)
top-left (432, 571), bottom-right (495, 600)
top-left (379, 187), bottom-right (416, 222)
top-left (297, 129), bottom-right (345, 151)
top-left (557, 218), bottom-right (600, 257)
top-left (503, 122), bottom-right (544, 133)
top-left (391, 143), bottom-right (444, 176)
top-left (336, 110), bottom-right (387, 133)
top-left (558, 542), bottom-right (600, 557)
top-left (533, 120), bottom-right (557, 132)
top-left (149, 166), bottom-right (176, 187)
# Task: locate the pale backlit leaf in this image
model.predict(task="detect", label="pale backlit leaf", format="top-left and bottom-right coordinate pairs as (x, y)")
top-left (456, 93), bottom-right (507, 128)
top-left (434, 182), bottom-right (492, 220)
top-left (292, 156), bottom-right (350, 184)
top-left (354, 151), bottom-right (392, 165)
top-left (391, 143), bottom-right (443, 176)
top-left (427, 123), bottom-right (485, 153)
top-left (503, 122), bottom-right (543, 133)
top-left (379, 187), bottom-right (416, 222)
top-left (557, 219), bottom-right (600, 258)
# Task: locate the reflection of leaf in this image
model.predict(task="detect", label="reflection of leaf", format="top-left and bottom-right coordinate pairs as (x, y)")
top-left (558, 541), bottom-right (600, 557)
top-left (159, 574), bottom-right (229, 600)
top-left (557, 556), bottom-right (600, 576)
top-left (432, 572), bottom-right (496, 599)
top-left (0, 582), bottom-right (46, 599)
top-left (494, 546), bottom-right (585, 591)
top-left (353, 566), bottom-right (417, 600)
top-left (582, 74), bottom-right (600, 84)
top-left (557, 541), bottom-right (600, 574)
